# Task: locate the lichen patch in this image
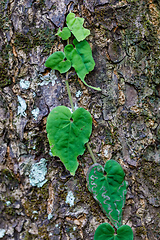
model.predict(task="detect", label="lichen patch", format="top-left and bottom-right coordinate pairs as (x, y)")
top-left (66, 191), bottom-right (75, 207)
top-left (29, 158), bottom-right (48, 188)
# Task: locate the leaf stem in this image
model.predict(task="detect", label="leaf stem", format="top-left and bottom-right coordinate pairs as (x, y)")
top-left (65, 73), bottom-right (97, 163)
top-left (65, 73), bottom-right (75, 112)
top-left (65, 38), bottom-right (75, 112)
top-left (86, 143), bottom-right (97, 164)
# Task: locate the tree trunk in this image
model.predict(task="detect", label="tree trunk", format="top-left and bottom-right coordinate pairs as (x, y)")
top-left (0, 0), bottom-right (160, 239)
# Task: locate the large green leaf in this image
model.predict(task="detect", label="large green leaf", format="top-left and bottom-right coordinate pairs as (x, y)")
top-left (46, 106), bottom-right (92, 175)
top-left (64, 40), bottom-right (101, 91)
top-left (45, 51), bottom-right (71, 73)
top-left (94, 223), bottom-right (133, 240)
top-left (66, 12), bottom-right (90, 42)
top-left (87, 160), bottom-right (128, 228)
top-left (56, 27), bottom-right (71, 40)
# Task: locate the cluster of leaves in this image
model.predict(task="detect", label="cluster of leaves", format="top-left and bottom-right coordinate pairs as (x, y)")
top-left (45, 13), bottom-right (99, 175)
top-left (45, 12), bottom-right (133, 240)
top-left (45, 12), bottom-right (101, 91)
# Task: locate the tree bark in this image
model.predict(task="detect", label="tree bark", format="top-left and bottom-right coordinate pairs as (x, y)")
top-left (0, 0), bottom-right (160, 239)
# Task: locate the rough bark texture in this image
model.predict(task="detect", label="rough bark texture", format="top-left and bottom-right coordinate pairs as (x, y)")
top-left (0, 0), bottom-right (160, 239)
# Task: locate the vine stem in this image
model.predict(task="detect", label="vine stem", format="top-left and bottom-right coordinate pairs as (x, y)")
top-left (86, 142), bottom-right (97, 164)
top-left (65, 38), bottom-right (76, 113)
top-left (65, 57), bottom-right (97, 164)
top-left (65, 73), bottom-right (75, 112)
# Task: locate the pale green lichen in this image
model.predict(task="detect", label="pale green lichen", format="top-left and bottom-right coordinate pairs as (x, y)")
top-left (49, 149), bottom-right (53, 156)
top-left (48, 213), bottom-right (53, 220)
top-left (66, 191), bottom-right (75, 207)
top-left (31, 107), bottom-right (40, 120)
top-left (5, 201), bottom-right (11, 206)
top-left (29, 158), bottom-right (48, 187)
top-left (32, 92), bottom-right (36, 97)
top-left (76, 90), bottom-right (82, 98)
top-left (32, 210), bottom-right (38, 214)
top-left (0, 229), bottom-right (6, 238)
top-left (20, 79), bottom-right (30, 89)
top-left (39, 70), bottom-right (57, 86)
top-left (17, 96), bottom-right (27, 117)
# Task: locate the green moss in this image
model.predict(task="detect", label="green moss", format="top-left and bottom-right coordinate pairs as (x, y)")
top-left (1, 169), bottom-right (14, 181)
top-left (4, 206), bottom-right (16, 216)
top-left (136, 226), bottom-right (146, 235)
top-left (105, 128), bottom-right (115, 145)
top-left (35, 135), bottom-right (46, 154)
top-left (0, 169), bottom-right (19, 189)
top-left (38, 225), bottom-right (49, 240)
top-left (24, 232), bottom-right (34, 240)
top-left (0, 44), bottom-right (12, 88)
top-left (138, 158), bottom-right (160, 202)
top-left (0, 70), bottom-right (11, 87)
top-left (14, 33), bottom-right (32, 51)
top-left (157, 126), bottom-right (160, 141)
top-left (2, 197), bottom-right (16, 217)
top-left (23, 182), bottom-right (49, 218)
top-left (94, 7), bottom-right (116, 30)
top-left (0, 1), bottom-right (13, 88)
top-left (5, 196), bottom-right (16, 204)
top-left (0, 0), bottom-right (10, 27)
top-left (14, 27), bottom-right (55, 55)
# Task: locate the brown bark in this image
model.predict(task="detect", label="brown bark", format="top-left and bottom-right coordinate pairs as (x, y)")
top-left (0, 0), bottom-right (160, 239)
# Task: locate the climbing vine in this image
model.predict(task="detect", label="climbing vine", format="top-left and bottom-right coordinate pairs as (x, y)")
top-left (45, 12), bottom-right (133, 240)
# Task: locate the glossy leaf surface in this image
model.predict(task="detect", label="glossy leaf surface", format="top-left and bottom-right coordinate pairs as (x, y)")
top-left (45, 51), bottom-right (71, 73)
top-left (66, 12), bottom-right (90, 42)
top-left (56, 27), bottom-right (71, 40)
top-left (64, 40), bottom-right (101, 91)
top-left (94, 223), bottom-right (133, 240)
top-left (46, 106), bottom-right (92, 175)
top-left (87, 160), bottom-right (128, 228)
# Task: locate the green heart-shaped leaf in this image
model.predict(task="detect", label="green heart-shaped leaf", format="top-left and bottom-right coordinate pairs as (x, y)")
top-left (56, 27), bottom-right (71, 40)
top-left (64, 40), bottom-right (94, 80)
top-left (66, 12), bottom-right (90, 42)
top-left (87, 160), bottom-right (128, 228)
top-left (94, 223), bottom-right (133, 240)
top-left (46, 106), bottom-right (92, 175)
top-left (45, 51), bottom-right (71, 73)
top-left (64, 40), bottom-right (101, 91)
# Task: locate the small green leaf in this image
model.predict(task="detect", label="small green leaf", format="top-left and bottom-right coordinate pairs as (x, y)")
top-left (66, 12), bottom-right (90, 42)
top-left (73, 39), bottom-right (101, 90)
top-left (45, 51), bottom-right (71, 73)
top-left (64, 40), bottom-right (101, 91)
top-left (87, 160), bottom-right (128, 228)
top-left (46, 106), bottom-right (92, 175)
top-left (94, 223), bottom-right (114, 240)
top-left (56, 27), bottom-right (71, 40)
top-left (94, 223), bottom-right (133, 240)
top-left (65, 43), bottom-right (87, 78)
top-left (73, 39), bottom-right (95, 76)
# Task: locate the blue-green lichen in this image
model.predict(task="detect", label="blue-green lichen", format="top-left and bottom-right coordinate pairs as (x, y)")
top-left (31, 107), bottom-right (40, 120)
top-left (0, 229), bottom-right (6, 238)
top-left (20, 79), bottom-right (30, 89)
top-left (66, 191), bottom-right (75, 207)
top-left (17, 96), bottom-right (27, 117)
top-left (29, 158), bottom-right (48, 187)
